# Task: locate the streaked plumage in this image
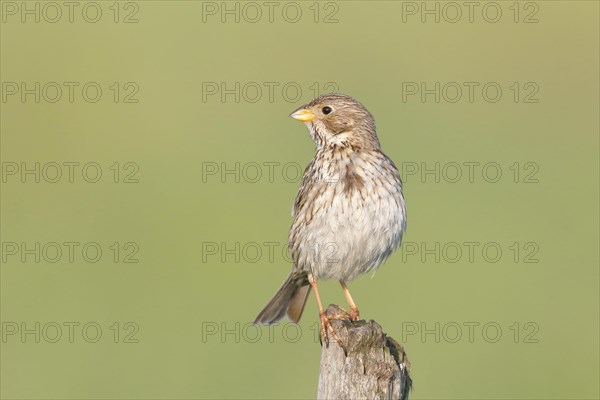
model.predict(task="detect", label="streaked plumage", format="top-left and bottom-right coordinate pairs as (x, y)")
top-left (255, 93), bottom-right (406, 328)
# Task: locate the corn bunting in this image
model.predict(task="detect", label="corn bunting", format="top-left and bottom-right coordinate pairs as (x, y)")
top-left (254, 93), bottom-right (406, 343)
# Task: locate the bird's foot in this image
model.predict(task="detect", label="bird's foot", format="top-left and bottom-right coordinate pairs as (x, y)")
top-left (319, 312), bottom-right (347, 351)
top-left (337, 306), bottom-right (360, 322)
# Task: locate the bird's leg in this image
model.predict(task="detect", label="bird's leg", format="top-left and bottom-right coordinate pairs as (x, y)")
top-left (308, 273), bottom-right (344, 347)
top-left (340, 281), bottom-right (360, 321)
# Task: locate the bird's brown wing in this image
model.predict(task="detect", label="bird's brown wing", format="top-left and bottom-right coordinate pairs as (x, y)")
top-left (291, 159), bottom-right (315, 217)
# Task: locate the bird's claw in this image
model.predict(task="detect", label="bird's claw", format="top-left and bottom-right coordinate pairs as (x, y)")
top-left (348, 307), bottom-right (360, 322)
top-left (337, 306), bottom-right (360, 322)
top-left (319, 312), bottom-right (348, 352)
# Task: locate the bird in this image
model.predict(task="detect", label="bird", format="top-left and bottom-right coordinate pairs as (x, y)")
top-left (254, 93), bottom-right (406, 343)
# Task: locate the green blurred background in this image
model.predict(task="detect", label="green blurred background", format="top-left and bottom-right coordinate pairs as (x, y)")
top-left (1, 1), bottom-right (598, 399)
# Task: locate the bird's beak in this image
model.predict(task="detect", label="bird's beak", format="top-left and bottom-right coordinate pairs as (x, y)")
top-left (290, 108), bottom-right (316, 122)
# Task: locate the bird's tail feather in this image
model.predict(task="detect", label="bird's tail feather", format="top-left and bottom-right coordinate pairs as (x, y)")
top-left (254, 271), bottom-right (310, 325)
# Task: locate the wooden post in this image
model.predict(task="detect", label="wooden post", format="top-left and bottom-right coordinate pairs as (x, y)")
top-left (317, 305), bottom-right (412, 400)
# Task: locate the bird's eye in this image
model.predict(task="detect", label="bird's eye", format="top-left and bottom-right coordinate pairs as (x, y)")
top-left (322, 106), bottom-right (332, 115)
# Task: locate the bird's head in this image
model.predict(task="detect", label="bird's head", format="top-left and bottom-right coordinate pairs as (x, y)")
top-left (290, 93), bottom-right (380, 150)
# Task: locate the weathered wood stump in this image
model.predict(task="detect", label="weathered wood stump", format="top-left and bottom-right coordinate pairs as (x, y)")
top-left (317, 305), bottom-right (412, 400)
